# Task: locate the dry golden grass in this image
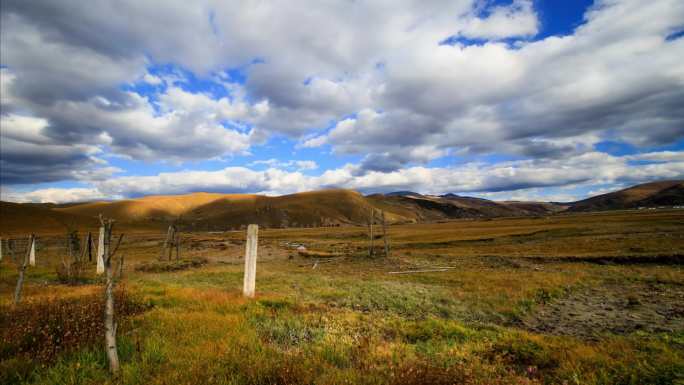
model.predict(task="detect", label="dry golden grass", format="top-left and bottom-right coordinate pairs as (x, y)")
top-left (0, 209), bottom-right (682, 384)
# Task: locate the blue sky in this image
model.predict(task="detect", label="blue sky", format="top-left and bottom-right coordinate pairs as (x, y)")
top-left (1, 0), bottom-right (684, 203)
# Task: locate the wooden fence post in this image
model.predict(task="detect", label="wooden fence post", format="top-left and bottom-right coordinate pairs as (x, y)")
top-left (243, 224), bottom-right (258, 298)
top-left (175, 231), bottom-right (181, 261)
top-left (382, 211), bottom-right (390, 257)
top-left (368, 208), bottom-right (374, 257)
top-left (99, 215), bottom-right (124, 376)
top-left (88, 232), bottom-right (93, 262)
top-left (14, 234), bottom-right (35, 305)
top-left (8, 239), bottom-right (16, 262)
top-left (160, 225), bottom-right (177, 261)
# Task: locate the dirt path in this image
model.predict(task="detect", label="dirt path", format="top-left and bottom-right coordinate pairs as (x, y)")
top-left (523, 281), bottom-right (684, 339)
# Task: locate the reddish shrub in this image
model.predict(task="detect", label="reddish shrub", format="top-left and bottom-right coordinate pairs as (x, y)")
top-left (0, 287), bottom-right (148, 363)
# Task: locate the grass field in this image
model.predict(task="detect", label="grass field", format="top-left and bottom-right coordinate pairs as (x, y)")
top-left (1, 210), bottom-right (683, 384)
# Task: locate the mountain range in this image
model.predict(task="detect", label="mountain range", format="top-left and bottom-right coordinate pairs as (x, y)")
top-left (1, 180), bottom-right (682, 234)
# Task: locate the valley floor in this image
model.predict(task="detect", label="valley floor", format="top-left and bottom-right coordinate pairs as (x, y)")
top-left (1, 210), bottom-right (683, 384)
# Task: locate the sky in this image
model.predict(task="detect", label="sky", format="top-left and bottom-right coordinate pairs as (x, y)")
top-left (1, 0), bottom-right (683, 203)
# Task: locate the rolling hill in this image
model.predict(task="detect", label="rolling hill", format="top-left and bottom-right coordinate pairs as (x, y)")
top-left (52, 189), bottom-right (384, 231)
top-left (2, 181), bottom-right (682, 234)
top-left (567, 180), bottom-right (684, 212)
top-left (0, 201), bottom-right (98, 235)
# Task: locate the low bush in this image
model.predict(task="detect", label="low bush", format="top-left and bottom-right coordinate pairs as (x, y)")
top-left (135, 258), bottom-right (208, 273)
top-left (0, 287), bottom-right (149, 364)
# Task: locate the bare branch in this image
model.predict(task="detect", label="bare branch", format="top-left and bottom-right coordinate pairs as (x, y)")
top-left (110, 234), bottom-right (125, 260)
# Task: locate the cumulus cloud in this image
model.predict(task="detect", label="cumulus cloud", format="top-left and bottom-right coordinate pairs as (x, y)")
top-left (6, 150), bottom-right (684, 203)
top-left (459, 0), bottom-right (539, 40)
top-left (2, 0), bottom-right (684, 195)
top-left (0, 114), bottom-right (117, 184)
top-left (248, 159), bottom-right (318, 171)
top-left (1, 187), bottom-right (113, 204)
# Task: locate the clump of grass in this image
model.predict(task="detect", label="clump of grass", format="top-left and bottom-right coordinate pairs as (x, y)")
top-left (135, 258), bottom-right (208, 273)
top-left (487, 333), bottom-right (558, 373)
top-left (55, 261), bottom-right (91, 285)
top-left (248, 302), bottom-right (325, 348)
top-left (399, 318), bottom-right (475, 344)
top-left (0, 287), bottom-right (149, 365)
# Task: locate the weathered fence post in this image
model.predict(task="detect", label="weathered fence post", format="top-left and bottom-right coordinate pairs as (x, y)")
top-left (87, 232), bottom-right (93, 262)
top-left (368, 208), bottom-right (375, 257)
top-left (14, 234), bottom-right (35, 305)
top-left (117, 255), bottom-right (125, 280)
top-left (160, 224), bottom-right (180, 261)
top-left (81, 232), bottom-right (93, 262)
top-left (29, 236), bottom-right (36, 266)
top-left (99, 215), bottom-right (124, 376)
top-left (175, 231), bottom-right (181, 261)
top-left (382, 211), bottom-right (390, 257)
top-left (97, 226), bottom-right (105, 274)
top-left (243, 224), bottom-right (258, 298)
top-left (8, 239), bottom-right (16, 262)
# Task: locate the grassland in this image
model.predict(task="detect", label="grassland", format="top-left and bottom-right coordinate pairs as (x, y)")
top-left (1, 210), bottom-right (683, 384)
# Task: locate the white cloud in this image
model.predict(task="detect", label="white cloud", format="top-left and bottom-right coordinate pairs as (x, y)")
top-left (6, 150), bottom-right (683, 203)
top-left (2, 0), bottom-right (684, 193)
top-left (142, 73), bottom-right (162, 85)
top-left (248, 159), bottom-right (318, 171)
top-left (1, 187), bottom-right (113, 203)
top-left (459, 0), bottom-right (539, 40)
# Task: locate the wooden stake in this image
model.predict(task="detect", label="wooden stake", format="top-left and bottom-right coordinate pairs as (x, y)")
top-left (175, 231), bottom-right (181, 261)
top-left (117, 255), bottom-right (125, 280)
top-left (89, 232), bottom-right (94, 262)
top-left (99, 215), bottom-right (122, 376)
top-left (14, 234), bottom-right (34, 305)
top-left (368, 208), bottom-right (374, 257)
top-left (160, 225), bottom-right (175, 261)
top-left (62, 233), bottom-right (69, 277)
top-left (243, 224), bottom-right (258, 298)
top-left (382, 211), bottom-right (390, 258)
top-left (8, 239), bottom-right (15, 262)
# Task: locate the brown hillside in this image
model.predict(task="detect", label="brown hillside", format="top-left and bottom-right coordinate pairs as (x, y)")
top-left (56, 193), bottom-right (256, 222)
top-left (0, 201), bottom-right (98, 235)
top-left (568, 180), bottom-right (684, 212)
top-left (51, 189), bottom-right (408, 231)
top-left (4, 181), bottom-right (680, 234)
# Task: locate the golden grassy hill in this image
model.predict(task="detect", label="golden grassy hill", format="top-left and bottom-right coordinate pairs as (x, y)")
top-left (0, 201), bottom-right (98, 235)
top-left (568, 180), bottom-right (684, 212)
top-left (50, 189), bottom-right (404, 231)
top-left (55, 192), bottom-right (257, 222)
top-left (5, 181), bottom-right (679, 235)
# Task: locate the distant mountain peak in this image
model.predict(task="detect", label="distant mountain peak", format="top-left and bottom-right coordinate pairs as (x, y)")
top-left (440, 193), bottom-right (461, 198)
top-left (385, 191), bottom-right (424, 197)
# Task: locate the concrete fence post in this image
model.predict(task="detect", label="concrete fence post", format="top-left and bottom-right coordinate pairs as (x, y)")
top-left (243, 224), bottom-right (258, 298)
top-left (97, 226), bottom-right (105, 275)
top-left (29, 236), bottom-right (36, 266)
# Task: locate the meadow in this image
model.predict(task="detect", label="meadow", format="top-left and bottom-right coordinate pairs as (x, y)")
top-left (1, 209), bottom-right (683, 384)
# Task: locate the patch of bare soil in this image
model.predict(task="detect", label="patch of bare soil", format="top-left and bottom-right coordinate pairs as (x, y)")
top-left (523, 282), bottom-right (684, 339)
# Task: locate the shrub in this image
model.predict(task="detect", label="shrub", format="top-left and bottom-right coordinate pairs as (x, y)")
top-left (135, 258), bottom-right (208, 273)
top-left (56, 260), bottom-right (90, 285)
top-left (0, 287), bottom-right (149, 364)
